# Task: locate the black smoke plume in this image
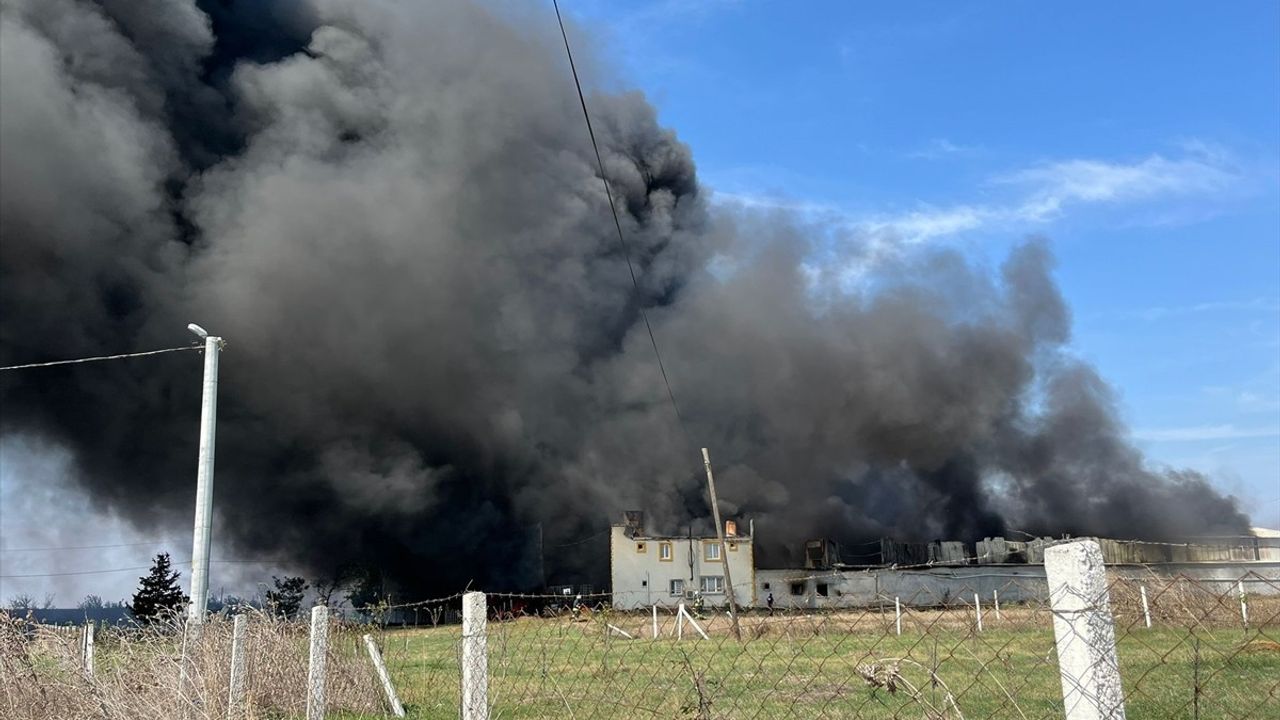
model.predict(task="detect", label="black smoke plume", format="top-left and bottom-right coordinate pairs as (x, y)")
top-left (0, 0), bottom-right (1247, 592)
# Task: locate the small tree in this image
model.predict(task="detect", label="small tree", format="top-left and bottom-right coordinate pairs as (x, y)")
top-left (266, 576), bottom-right (308, 619)
top-left (79, 594), bottom-right (105, 610)
top-left (128, 553), bottom-right (187, 624)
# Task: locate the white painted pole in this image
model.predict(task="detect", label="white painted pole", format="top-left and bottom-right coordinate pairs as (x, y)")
top-left (680, 605), bottom-right (710, 641)
top-left (606, 624), bottom-right (633, 639)
top-left (81, 623), bottom-right (94, 676)
top-left (461, 591), bottom-right (489, 720)
top-left (974, 592), bottom-right (983, 632)
top-left (362, 634), bottom-right (406, 718)
top-left (1238, 580), bottom-right (1248, 627)
top-left (1044, 540), bottom-right (1127, 720)
top-left (1139, 586), bottom-right (1151, 629)
top-left (306, 606), bottom-right (329, 720)
top-left (652, 605), bottom-right (658, 639)
top-left (677, 603), bottom-right (685, 641)
top-left (894, 597), bottom-right (901, 636)
top-left (227, 614), bottom-right (248, 720)
top-left (993, 589), bottom-right (1001, 621)
top-left (188, 332), bottom-right (222, 624)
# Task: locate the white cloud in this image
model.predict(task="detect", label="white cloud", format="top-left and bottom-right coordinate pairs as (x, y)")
top-left (709, 145), bottom-right (1243, 248)
top-left (1133, 424), bottom-right (1280, 442)
top-left (997, 153), bottom-right (1236, 221)
top-left (908, 138), bottom-right (978, 160)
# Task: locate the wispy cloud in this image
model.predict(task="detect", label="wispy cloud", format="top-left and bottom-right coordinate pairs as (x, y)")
top-left (908, 138), bottom-right (979, 160)
top-left (1133, 424), bottom-right (1280, 442)
top-left (995, 152), bottom-right (1237, 221)
top-left (1117, 298), bottom-right (1280, 322)
top-left (710, 145), bottom-right (1245, 246)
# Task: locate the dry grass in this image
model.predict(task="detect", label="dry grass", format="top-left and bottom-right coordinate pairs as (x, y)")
top-left (0, 611), bottom-right (391, 720)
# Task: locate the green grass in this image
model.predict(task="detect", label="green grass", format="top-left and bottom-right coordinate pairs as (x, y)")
top-left (365, 613), bottom-right (1280, 719)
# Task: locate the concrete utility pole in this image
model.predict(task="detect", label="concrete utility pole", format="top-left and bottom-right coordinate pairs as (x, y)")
top-left (186, 324), bottom-right (223, 624)
top-left (701, 448), bottom-right (741, 640)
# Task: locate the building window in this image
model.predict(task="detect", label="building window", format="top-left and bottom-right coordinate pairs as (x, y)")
top-left (636, 542), bottom-right (646, 553)
top-left (816, 583), bottom-right (829, 597)
top-left (659, 542), bottom-right (673, 561)
top-left (669, 579), bottom-right (684, 597)
top-left (700, 576), bottom-right (724, 594)
top-left (790, 582), bottom-right (804, 596)
top-left (762, 582), bottom-right (771, 590)
top-left (704, 542), bottom-right (721, 562)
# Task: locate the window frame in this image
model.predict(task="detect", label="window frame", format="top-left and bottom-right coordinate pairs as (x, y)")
top-left (669, 579), bottom-right (685, 597)
top-left (699, 575), bottom-right (725, 595)
top-left (659, 541), bottom-right (673, 562)
top-left (703, 541), bottom-right (722, 562)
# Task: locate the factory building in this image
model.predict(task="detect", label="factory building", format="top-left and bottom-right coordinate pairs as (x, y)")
top-left (609, 511), bottom-right (755, 610)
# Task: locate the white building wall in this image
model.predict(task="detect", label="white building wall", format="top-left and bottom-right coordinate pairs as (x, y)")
top-left (610, 526), bottom-right (756, 610)
top-left (755, 562), bottom-right (1280, 609)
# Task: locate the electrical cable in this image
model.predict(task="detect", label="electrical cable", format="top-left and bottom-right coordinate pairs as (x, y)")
top-left (0, 345), bottom-right (199, 372)
top-left (551, 0), bottom-right (690, 439)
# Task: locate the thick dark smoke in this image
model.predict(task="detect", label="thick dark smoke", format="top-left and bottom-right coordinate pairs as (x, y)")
top-left (0, 0), bottom-right (1248, 592)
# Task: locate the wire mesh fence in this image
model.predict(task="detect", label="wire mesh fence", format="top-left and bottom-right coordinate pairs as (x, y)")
top-left (1, 563), bottom-right (1277, 718)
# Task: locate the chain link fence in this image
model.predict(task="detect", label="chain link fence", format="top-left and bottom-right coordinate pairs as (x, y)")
top-left (2, 546), bottom-right (1277, 718)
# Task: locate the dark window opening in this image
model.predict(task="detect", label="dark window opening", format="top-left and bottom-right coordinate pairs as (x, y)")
top-left (790, 583), bottom-right (804, 596)
top-left (816, 583), bottom-right (829, 597)
top-left (762, 582), bottom-right (771, 590)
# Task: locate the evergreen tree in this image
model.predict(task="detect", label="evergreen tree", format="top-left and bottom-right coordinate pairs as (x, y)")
top-left (128, 553), bottom-right (187, 624)
top-left (265, 576), bottom-right (308, 619)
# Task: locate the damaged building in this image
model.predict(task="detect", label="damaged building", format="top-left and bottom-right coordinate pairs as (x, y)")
top-left (607, 512), bottom-right (1280, 610)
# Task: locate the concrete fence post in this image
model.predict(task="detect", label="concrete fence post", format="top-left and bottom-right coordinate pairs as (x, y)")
top-left (1139, 586), bottom-right (1151, 629)
top-left (974, 592), bottom-right (983, 632)
top-left (306, 606), bottom-right (329, 720)
top-left (993, 589), bottom-right (1001, 621)
top-left (1238, 580), bottom-right (1248, 627)
top-left (652, 605), bottom-right (659, 640)
top-left (461, 591), bottom-right (489, 720)
top-left (894, 597), bottom-right (902, 636)
top-left (227, 614), bottom-right (248, 720)
top-left (1045, 540), bottom-right (1126, 720)
top-left (81, 623), bottom-right (95, 676)
top-left (362, 634), bottom-right (406, 717)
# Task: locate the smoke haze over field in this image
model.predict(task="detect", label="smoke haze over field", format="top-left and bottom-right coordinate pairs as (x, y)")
top-left (0, 0), bottom-right (1248, 592)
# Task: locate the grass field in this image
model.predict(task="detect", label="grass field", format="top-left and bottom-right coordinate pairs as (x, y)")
top-left (369, 607), bottom-right (1280, 720)
top-left (6, 599), bottom-right (1278, 719)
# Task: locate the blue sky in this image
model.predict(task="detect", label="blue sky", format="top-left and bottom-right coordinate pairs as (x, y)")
top-left (567, 0), bottom-right (1280, 527)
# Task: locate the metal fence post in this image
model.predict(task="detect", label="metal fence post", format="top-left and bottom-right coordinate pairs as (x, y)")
top-left (1139, 586), bottom-right (1151, 629)
top-left (894, 597), bottom-right (901, 636)
top-left (462, 591), bottom-right (489, 720)
top-left (227, 614), bottom-right (248, 720)
top-left (974, 592), bottom-right (983, 632)
top-left (306, 606), bottom-right (329, 720)
top-left (1045, 539), bottom-right (1126, 720)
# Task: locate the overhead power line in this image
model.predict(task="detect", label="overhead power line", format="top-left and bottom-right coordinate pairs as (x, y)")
top-left (552, 0), bottom-right (690, 437)
top-left (0, 540), bottom-right (179, 553)
top-left (0, 559), bottom-right (283, 580)
top-left (0, 345), bottom-right (199, 372)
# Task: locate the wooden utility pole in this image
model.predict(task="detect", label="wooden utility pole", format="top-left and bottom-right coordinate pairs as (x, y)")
top-left (701, 448), bottom-right (741, 640)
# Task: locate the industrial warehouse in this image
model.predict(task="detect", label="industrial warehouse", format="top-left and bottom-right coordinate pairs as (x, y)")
top-left (608, 512), bottom-right (1280, 610)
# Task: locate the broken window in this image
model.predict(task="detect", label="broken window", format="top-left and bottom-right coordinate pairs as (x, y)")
top-left (790, 582), bottom-right (805, 596)
top-left (669, 579), bottom-right (684, 596)
top-left (816, 583), bottom-right (829, 597)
